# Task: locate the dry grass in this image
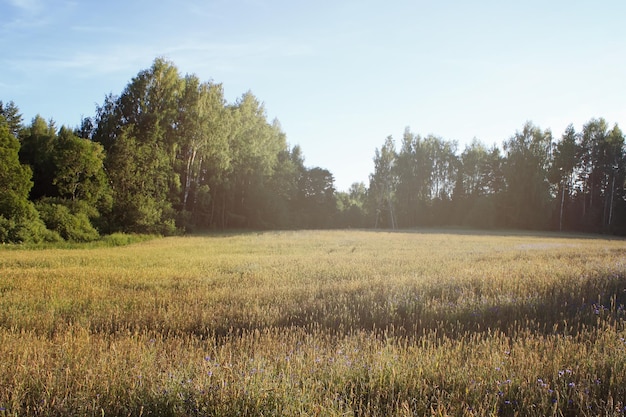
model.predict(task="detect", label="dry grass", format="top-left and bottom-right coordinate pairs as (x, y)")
top-left (1, 230), bottom-right (625, 416)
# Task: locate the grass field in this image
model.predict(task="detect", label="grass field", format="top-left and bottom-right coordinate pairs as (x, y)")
top-left (1, 229), bottom-right (626, 416)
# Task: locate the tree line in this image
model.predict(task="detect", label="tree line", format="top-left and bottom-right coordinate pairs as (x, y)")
top-left (369, 121), bottom-right (626, 234)
top-left (1, 58), bottom-right (625, 243)
top-left (1, 58), bottom-right (338, 243)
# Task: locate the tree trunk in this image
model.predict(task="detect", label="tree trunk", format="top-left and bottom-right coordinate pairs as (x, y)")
top-left (608, 171), bottom-right (616, 228)
top-left (559, 177), bottom-right (565, 232)
top-left (182, 147), bottom-right (197, 211)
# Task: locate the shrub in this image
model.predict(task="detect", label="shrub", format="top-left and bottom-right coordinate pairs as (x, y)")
top-left (36, 198), bottom-right (99, 242)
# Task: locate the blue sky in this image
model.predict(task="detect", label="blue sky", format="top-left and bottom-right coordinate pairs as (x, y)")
top-left (1, 0), bottom-right (625, 190)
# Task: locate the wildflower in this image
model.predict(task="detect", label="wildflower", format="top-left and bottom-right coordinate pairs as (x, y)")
top-left (568, 382), bottom-right (575, 388)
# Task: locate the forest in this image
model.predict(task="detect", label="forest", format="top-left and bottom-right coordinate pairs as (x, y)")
top-left (1, 58), bottom-right (625, 243)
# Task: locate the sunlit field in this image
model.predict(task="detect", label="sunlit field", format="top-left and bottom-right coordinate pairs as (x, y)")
top-left (1, 230), bottom-right (626, 416)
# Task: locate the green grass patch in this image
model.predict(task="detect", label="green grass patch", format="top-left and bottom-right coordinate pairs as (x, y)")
top-left (0, 232), bottom-right (160, 250)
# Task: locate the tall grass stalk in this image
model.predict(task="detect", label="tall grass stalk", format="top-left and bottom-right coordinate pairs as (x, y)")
top-left (1, 230), bottom-right (625, 415)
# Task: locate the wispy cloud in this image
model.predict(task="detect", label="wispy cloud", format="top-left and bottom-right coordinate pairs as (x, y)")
top-left (70, 25), bottom-right (123, 35)
top-left (1, 0), bottom-right (54, 33)
top-left (161, 36), bottom-right (315, 76)
top-left (7, 0), bottom-right (43, 14)
top-left (2, 45), bottom-right (156, 79)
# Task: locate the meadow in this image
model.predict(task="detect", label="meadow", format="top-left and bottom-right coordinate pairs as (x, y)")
top-left (1, 229), bottom-right (625, 416)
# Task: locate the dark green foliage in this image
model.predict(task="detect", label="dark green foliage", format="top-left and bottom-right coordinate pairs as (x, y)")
top-left (18, 115), bottom-right (58, 200)
top-left (0, 115), bottom-right (58, 243)
top-left (369, 136), bottom-right (397, 228)
top-left (17, 116), bottom-right (110, 241)
top-left (0, 118), bottom-right (32, 214)
top-left (53, 127), bottom-right (111, 207)
top-left (294, 167), bottom-right (337, 228)
top-left (4, 56), bottom-right (626, 239)
top-left (336, 182), bottom-right (368, 228)
top-left (35, 198), bottom-right (99, 242)
top-left (92, 60), bottom-right (338, 232)
top-left (0, 203), bottom-right (61, 244)
top-left (374, 119), bottom-right (625, 235)
top-left (93, 59), bottom-right (181, 234)
top-left (502, 122), bottom-right (552, 229)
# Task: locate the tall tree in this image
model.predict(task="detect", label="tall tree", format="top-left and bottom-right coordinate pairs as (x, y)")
top-left (18, 116), bottom-right (58, 200)
top-left (394, 128), bottom-right (420, 227)
top-left (502, 122), bottom-right (552, 229)
top-left (426, 135), bottom-right (458, 202)
top-left (265, 145), bottom-right (306, 228)
top-left (453, 139), bottom-right (499, 227)
top-left (53, 127), bottom-right (110, 207)
top-left (175, 75), bottom-right (230, 225)
top-left (18, 119), bottom-right (110, 240)
top-left (575, 118), bottom-right (626, 232)
top-left (0, 116), bottom-right (52, 243)
top-left (297, 167), bottom-right (337, 228)
top-left (549, 125), bottom-right (580, 231)
top-left (457, 139), bottom-right (490, 198)
top-left (601, 124), bottom-right (625, 232)
top-left (369, 136), bottom-right (397, 228)
top-left (0, 100), bottom-right (23, 138)
top-left (394, 128), bottom-right (435, 227)
top-left (220, 93), bottom-right (286, 228)
top-left (93, 58), bottom-right (183, 234)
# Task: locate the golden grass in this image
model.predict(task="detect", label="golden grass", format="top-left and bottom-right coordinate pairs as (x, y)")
top-left (1, 230), bottom-right (625, 416)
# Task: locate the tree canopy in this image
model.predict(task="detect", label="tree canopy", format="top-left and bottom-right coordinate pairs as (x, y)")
top-left (1, 58), bottom-right (625, 242)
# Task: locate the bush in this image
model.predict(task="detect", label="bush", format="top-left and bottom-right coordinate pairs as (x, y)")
top-left (100, 233), bottom-right (158, 247)
top-left (0, 206), bottom-right (61, 244)
top-left (36, 198), bottom-right (100, 242)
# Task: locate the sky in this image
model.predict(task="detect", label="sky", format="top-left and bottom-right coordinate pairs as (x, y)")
top-left (1, 0), bottom-right (625, 191)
